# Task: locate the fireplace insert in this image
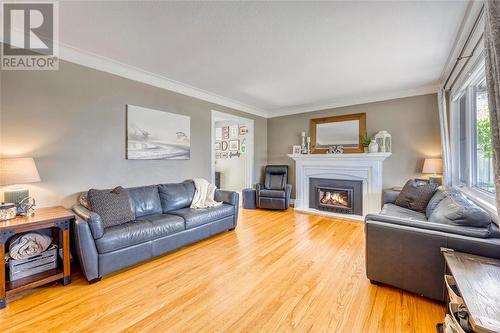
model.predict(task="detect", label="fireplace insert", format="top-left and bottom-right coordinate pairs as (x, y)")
top-left (309, 178), bottom-right (362, 215)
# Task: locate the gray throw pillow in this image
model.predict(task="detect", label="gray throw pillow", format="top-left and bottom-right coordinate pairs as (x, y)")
top-left (87, 186), bottom-right (135, 228)
top-left (429, 193), bottom-right (491, 227)
top-left (395, 179), bottom-right (438, 213)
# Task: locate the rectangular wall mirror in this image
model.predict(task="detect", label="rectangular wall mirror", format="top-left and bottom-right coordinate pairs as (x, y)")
top-left (311, 113), bottom-right (366, 153)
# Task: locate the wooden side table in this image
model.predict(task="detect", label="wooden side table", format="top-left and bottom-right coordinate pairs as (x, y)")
top-left (441, 248), bottom-right (500, 333)
top-left (0, 206), bottom-right (75, 309)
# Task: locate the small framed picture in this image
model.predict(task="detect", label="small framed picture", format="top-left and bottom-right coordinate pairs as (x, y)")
top-left (239, 126), bottom-right (247, 135)
top-left (215, 127), bottom-right (222, 140)
top-left (292, 145), bottom-right (302, 155)
top-left (221, 141), bottom-right (228, 151)
top-left (229, 139), bottom-right (239, 151)
top-left (229, 125), bottom-right (239, 139)
top-left (221, 152), bottom-right (228, 159)
top-left (216, 152), bottom-right (221, 159)
top-left (215, 141), bottom-right (221, 150)
top-left (222, 126), bottom-right (229, 140)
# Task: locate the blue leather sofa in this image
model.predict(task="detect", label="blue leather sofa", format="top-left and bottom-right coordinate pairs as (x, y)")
top-left (72, 180), bottom-right (239, 282)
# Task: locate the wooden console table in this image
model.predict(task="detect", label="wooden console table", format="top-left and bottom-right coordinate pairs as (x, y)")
top-left (0, 206), bottom-right (75, 309)
top-left (442, 248), bottom-right (500, 333)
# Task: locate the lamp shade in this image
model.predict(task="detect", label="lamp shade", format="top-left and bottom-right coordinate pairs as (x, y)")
top-left (422, 158), bottom-right (443, 174)
top-left (0, 158), bottom-right (41, 186)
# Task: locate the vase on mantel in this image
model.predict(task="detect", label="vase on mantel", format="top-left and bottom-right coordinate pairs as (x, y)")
top-left (368, 140), bottom-right (379, 153)
top-left (363, 147), bottom-right (369, 153)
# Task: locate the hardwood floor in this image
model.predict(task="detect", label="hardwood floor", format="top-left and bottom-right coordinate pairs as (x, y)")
top-left (0, 209), bottom-right (444, 332)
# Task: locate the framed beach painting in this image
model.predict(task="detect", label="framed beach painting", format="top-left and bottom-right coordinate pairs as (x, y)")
top-left (126, 105), bottom-right (190, 160)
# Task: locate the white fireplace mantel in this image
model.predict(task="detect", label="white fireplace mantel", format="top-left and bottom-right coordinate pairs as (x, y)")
top-left (288, 153), bottom-right (391, 220)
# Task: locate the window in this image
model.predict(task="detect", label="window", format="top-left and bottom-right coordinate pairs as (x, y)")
top-left (474, 78), bottom-right (495, 193)
top-left (451, 61), bottom-right (496, 203)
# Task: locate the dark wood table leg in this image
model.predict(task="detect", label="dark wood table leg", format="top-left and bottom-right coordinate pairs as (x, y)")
top-left (0, 231), bottom-right (14, 309)
top-left (56, 220), bottom-right (71, 285)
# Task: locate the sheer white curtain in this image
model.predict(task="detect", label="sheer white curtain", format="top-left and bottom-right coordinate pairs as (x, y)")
top-left (485, 0), bottom-right (500, 214)
top-left (437, 89), bottom-right (452, 186)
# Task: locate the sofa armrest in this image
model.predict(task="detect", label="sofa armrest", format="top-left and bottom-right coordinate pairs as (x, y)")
top-left (214, 190), bottom-right (239, 229)
top-left (73, 205), bottom-right (104, 239)
top-left (215, 190), bottom-right (239, 206)
top-left (383, 189), bottom-right (401, 205)
top-left (365, 213), bottom-right (495, 239)
top-left (72, 217), bottom-right (100, 281)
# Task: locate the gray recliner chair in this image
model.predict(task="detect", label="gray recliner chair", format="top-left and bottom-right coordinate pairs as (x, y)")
top-left (256, 165), bottom-right (292, 210)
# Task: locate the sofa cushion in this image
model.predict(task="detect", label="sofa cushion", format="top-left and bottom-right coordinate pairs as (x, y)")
top-left (95, 214), bottom-right (185, 253)
top-left (429, 194), bottom-right (492, 227)
top-left (380, 203), bottom-right (428, 221)
top-left (425, 187), bottom-right (447, 218)
top-left (259, 189), bottom-right (286, 198)
top-left (128, 185), bottom-right (163, 218)
top-left (87, 187), bottom-right (135, 228)
top-left (169, 204), bottom-right (234, 229)
top-left (395, 179), bottom-right (438, 213)
top-left (158, 180), bottom-right (195, 213)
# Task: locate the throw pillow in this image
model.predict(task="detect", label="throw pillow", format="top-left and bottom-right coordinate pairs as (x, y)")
top-left (395, 179), bottom-right (438, 213)
top-left (87, 186), bottom-right (135, 228)
top-left (429, 192), bottom-right (491, 227)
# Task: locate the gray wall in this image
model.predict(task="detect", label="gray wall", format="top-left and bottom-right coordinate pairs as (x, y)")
top-left (0, 60), bottom-right (267, 207)
top-left (267, 94), bottom-right (442, 197)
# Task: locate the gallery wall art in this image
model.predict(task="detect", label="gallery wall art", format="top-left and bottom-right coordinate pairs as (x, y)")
top-left (126, 105), bottom-right (190, 160)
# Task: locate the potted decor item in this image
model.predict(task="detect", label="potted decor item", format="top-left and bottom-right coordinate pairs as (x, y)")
top-left (368, 139), bottom-right (379, 153)
top-left (363, 132), bottom-right (371, 153)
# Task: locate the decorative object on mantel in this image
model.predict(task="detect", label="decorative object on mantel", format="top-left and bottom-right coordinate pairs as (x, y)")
top-left (292, 145), bottom-right (302, 155)
top-left (422, 158), bottom-right (443, 185)
top-left (307, 136), bottom-right (311, 154)
top-left (0, 157), bottom-right (41, 215)
top-left (327, 145), bottom-right (344, 154)
top-left (362, 132), bottom-right (371, 153)
top-left (0, 203), bottom-right (16, 221)
top-left (301, 132), bottom-right (307, 154)
top-left (368, 140), bottom-right (379, 153)
top-left (374, 130), bottom-right (392, 153)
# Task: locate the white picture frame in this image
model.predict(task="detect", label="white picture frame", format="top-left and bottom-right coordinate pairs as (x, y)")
top-left (292, 145), bottom-right (302, 155)
top-left (229, 139), bottom-right (239, 151)
top-left (229, 125), bottom-right (239, 139)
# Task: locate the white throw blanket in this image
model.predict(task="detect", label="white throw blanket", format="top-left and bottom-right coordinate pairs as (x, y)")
top-left (190, 178), bottom-right (222, 209)
top-left (9, 232), bottom-right (52, 260)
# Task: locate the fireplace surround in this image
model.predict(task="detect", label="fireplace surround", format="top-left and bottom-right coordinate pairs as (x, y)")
top-left (309, 178), bottom-right (363, 215)
top-left (288, 152), bottom-right (391, 219)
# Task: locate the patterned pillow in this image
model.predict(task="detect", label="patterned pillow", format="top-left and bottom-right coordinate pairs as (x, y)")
top-left (395, 179), bottom-right (438, 213)
top-left (87, 186), bottom-right (135, 228)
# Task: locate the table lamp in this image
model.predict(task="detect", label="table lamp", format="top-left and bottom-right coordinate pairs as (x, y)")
top-left (422, 158), bottom-right (443, 185)
top-left (0, 157), bottom-right (41, 213)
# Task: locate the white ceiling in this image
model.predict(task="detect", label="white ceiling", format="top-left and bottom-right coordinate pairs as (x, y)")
top-left (58, 1), bottom-right (470, 118)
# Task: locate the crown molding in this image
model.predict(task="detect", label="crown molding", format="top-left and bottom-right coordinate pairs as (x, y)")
top-left (57, 43), bottom-right (270, 118)
top-left (266, 84), bottom-right (441, 118)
